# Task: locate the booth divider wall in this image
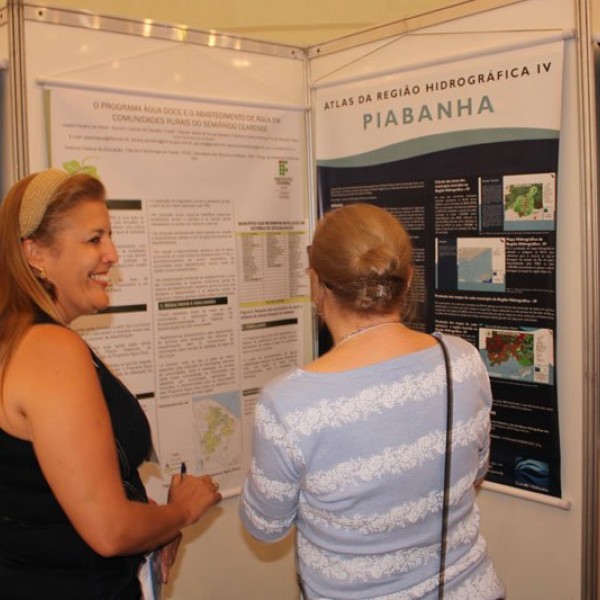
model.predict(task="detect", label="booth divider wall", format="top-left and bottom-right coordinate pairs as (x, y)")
top-left (12, 5), bottom-right (311, 599)
top-left (308, 0), bottom-right (593, 598)
top-left (2, 1), bottom-right (598, 599)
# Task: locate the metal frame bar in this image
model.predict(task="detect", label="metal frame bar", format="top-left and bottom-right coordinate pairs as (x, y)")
top-left (7, 1), bottom-right (308, 177)
top-left (23, 3), bottom-right (305, 60)
top-left (7, 0), bottom-right (27, 178)
top-left (576, 0), bottom-right (600, 597)
top-left (310, 28), bottom-right (571, 91)
top-left (307, 0), bottom-right (528, 58)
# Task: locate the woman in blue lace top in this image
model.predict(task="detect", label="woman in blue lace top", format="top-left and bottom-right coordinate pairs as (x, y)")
top-left (240, 203), bottom-right (504, 600)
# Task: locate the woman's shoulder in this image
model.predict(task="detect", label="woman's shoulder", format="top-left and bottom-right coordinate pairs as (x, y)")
top-left (25, 321), bottom-right (89, 352)
top-left (261, 367), bottom-right (306, 395)
top-left (433, 332), bottom-right (489, 381)
top-left (433, 331), bottom-right (479, 355)
top-left (3, 321), bottom-right (97, 438)
top-left (15, 323), bottom-right (93, 378)
top-left (258, 366), bottom-right (338, 411)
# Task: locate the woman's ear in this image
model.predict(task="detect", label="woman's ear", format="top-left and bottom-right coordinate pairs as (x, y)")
top-left (308, 268), bottom-right (319, 304)
top-left (21, 238), bottom-right (44, 270)
top-left (308, 269), bottom-right (323, 304)
top-left (406, 266), bottom-right (414, 291)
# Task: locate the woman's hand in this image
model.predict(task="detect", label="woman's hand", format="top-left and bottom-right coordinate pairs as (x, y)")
top-left (167, 473), bottom-right (222, 526)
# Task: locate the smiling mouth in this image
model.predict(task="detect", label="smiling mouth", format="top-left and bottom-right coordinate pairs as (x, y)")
top-left (90, 273), bottom-right (110, 285)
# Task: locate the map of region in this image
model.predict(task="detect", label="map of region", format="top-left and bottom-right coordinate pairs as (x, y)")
top-left (482, 331), bottom-right (535, 381)
top-left (192, 394), bottom-right (242, 475)
top-left (505, 183), bottom-right (542, 218)
top-left (458, 247), bottom-right (493, 285)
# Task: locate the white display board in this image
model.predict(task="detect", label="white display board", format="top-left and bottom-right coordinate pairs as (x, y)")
top-left (17, 6), bottom-right (308, 599)
top-left (309, 1), bottom-right (586, 598)
top-left (45, 83), bottom-right (309, 498)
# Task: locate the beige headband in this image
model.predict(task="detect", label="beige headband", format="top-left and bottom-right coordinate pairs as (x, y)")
top-left (19, 169), bottom-right (70, 238)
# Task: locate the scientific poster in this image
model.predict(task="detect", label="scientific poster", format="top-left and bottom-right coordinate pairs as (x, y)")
top-left (46, 85), bottom-right (310, 497)
top-left (315, 41), bottom-right (563, 497)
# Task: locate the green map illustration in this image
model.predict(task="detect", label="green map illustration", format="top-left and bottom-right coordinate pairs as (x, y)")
top-left (504, 184), bottom-right (542, 218)
top-left (193, 395), bottom-right (241, 474)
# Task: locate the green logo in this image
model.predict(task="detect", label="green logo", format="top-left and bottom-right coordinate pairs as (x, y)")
top-left (63, 159), bottom-right (99, 177)
top-left (278, 160), bottom-right (288, 176)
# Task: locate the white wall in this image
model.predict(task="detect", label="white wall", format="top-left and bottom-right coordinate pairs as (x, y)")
top-left (163, 499), bottom-right (299, 600)
top-left (18, 9), bottom-right (306, 600)
top-left (475, 18), bottom-right (585, 594)
top-left (309, 1), bottom-right (586, 599)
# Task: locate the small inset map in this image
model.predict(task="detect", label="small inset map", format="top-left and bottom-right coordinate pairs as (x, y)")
top-left (457, 237), bottom-right (505, 292)
top-left (503, 173), bottom-right (556, 231)
top-left (505, 184), bottom-right (542, 218)
top-left (479, 327), bottom-right (553, 384)
top-left (459, 247), bottom-right (493, 283)
top-left (192, 391), bottom-right (242, 475)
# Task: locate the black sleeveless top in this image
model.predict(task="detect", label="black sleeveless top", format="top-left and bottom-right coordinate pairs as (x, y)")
top-left (0, 313), bottom-right (152, 599)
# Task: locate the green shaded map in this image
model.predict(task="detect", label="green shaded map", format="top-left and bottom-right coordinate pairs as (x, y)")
top-left (200, 405), bottom-right (236, 455)
top-left (504, 184), bottom-right (542, 217)
top-left (193, 395), bottom-right (241, 474)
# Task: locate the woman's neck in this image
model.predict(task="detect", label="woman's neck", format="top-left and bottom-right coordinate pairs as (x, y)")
top-left (324, 310), bottom-right (402, 347)
top-left (334, 319), bottom-right (402, 347)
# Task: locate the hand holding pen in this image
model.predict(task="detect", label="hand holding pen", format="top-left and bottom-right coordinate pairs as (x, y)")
top-left (167, 461), bottom-right (221, 526)
top-left (179, 461), bottom-right (219, 493)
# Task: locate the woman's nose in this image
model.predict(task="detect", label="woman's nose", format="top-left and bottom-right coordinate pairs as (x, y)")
top-left (105, 238), bottom-right (119, 264)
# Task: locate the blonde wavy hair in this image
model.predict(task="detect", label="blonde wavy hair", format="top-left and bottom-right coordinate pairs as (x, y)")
top-left (0, 171), bottom-right (106, 375)
top-left (308, 203), bottom-right (414, 317)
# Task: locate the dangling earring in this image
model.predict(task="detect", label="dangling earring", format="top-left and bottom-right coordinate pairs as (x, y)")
top-left (32, 266), bottom-right (47, 281)
top-left (32, 265), bottom-right (57, 301)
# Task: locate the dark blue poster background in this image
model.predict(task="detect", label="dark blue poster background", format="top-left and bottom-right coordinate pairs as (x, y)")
top-left (317, 137), bottom-right (561, 497)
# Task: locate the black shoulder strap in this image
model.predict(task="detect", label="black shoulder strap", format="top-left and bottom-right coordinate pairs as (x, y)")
top-left (434, 334), bottom-right (453, 600)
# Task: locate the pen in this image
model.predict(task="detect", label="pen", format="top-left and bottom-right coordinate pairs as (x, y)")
top-left (180, 462), bottom-right (187, 475)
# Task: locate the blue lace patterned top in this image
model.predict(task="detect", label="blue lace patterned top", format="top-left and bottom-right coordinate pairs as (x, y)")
top-left (240, 333), bottom-right (504, 599)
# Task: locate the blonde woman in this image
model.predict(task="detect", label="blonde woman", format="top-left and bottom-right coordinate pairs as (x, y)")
top-left (241, 203), bottom-right (504, 599)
